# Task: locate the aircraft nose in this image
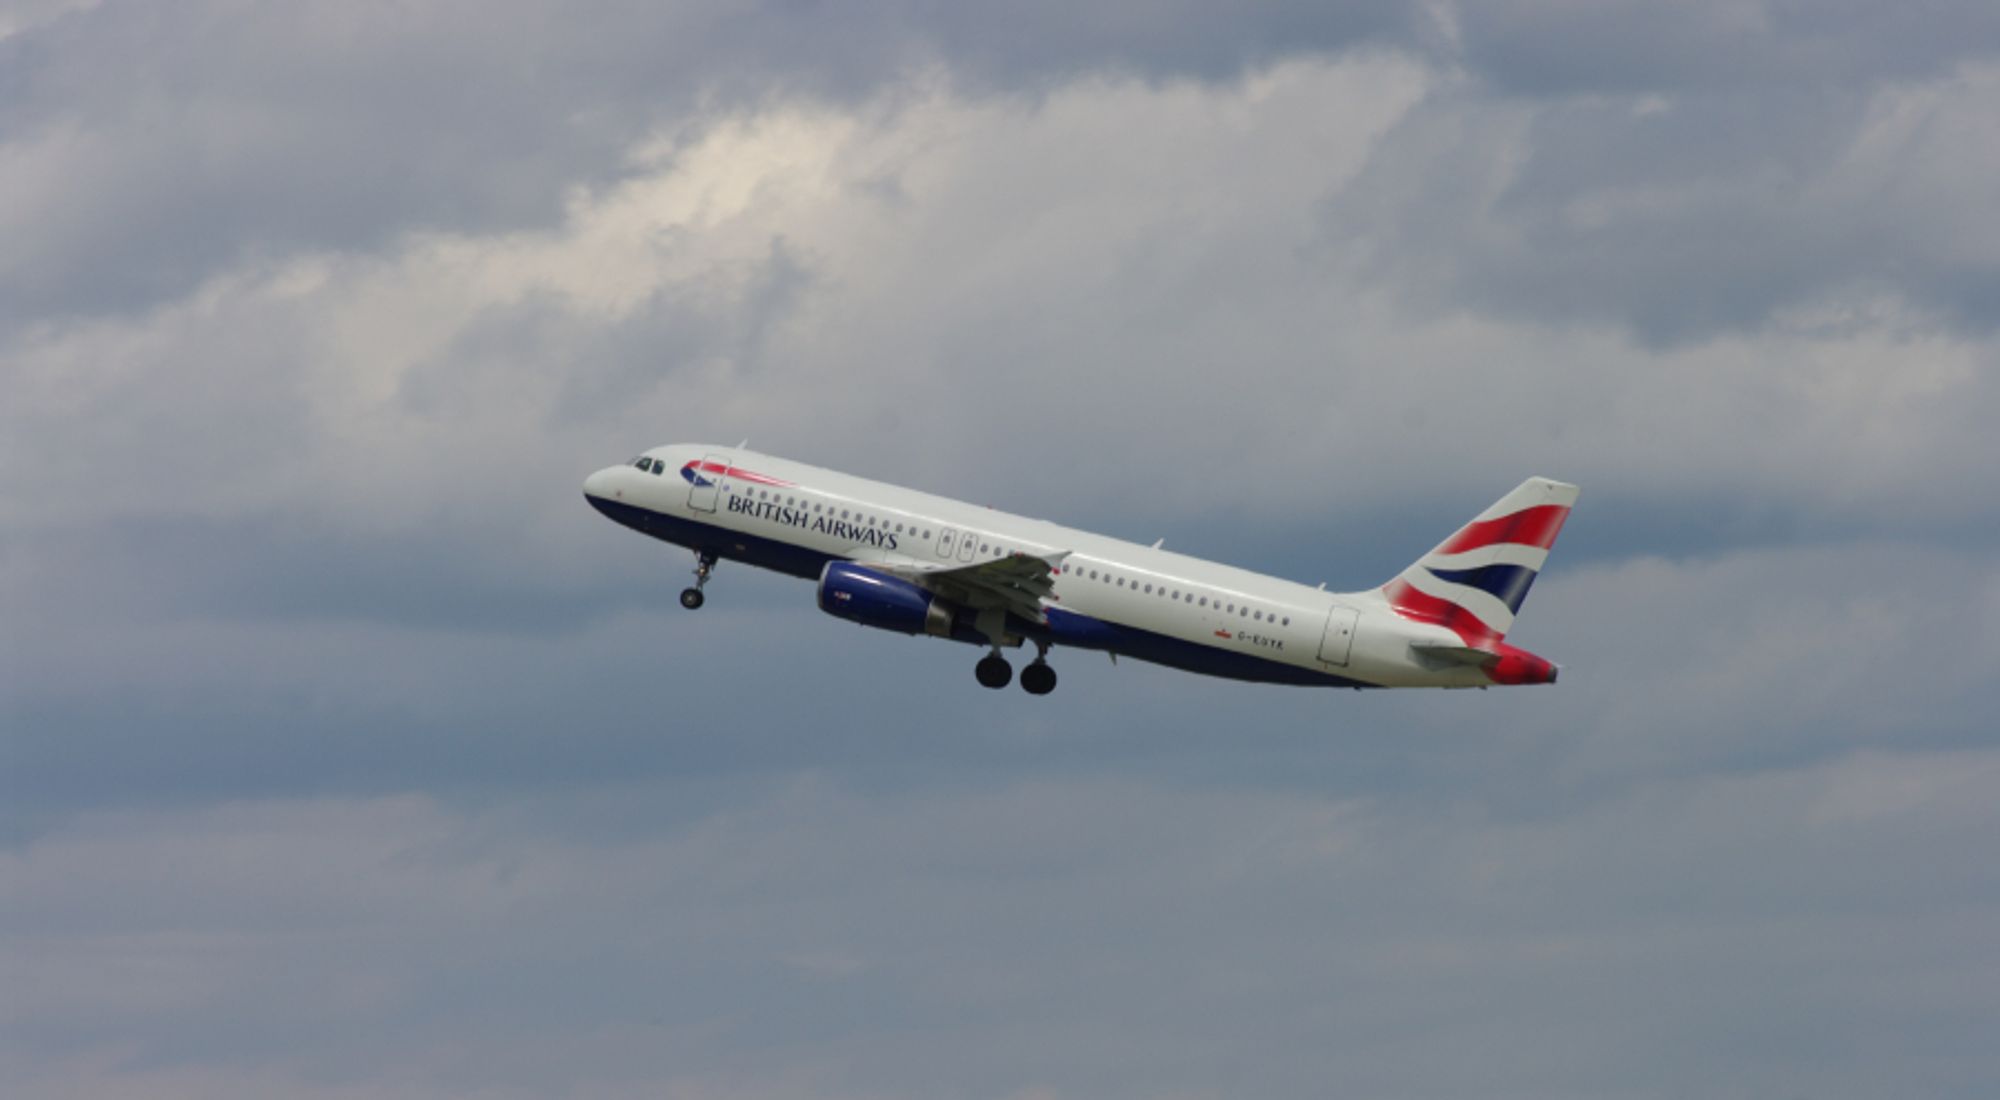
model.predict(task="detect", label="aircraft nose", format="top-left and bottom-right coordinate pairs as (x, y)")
top-left (584, 468), bottom-right (620, 516)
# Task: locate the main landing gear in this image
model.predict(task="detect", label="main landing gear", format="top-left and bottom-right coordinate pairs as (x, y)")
top-left (975, 653), bottom-right (1012, 689)
top-left (1020, 660), bottom-right (1057, 696)
top-left (974, 644), bottom-right (1059, 695)
top-left (680, 550), bottom-right (717, 610)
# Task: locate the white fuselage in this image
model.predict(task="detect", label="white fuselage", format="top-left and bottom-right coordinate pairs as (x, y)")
top-left (584, 445), bottom-right (1568, 690)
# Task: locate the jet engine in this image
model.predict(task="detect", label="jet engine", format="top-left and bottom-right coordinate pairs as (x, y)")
top-left (817, 561), bottom-right (953, 637)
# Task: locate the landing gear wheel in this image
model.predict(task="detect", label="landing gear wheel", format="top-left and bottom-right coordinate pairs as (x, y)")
top-left (1020, 661), bottom-right (1057, 695)
top-left (975, 654), bottom-right (1013, 689)
top-left (682, 550), bottom-right (718, 610)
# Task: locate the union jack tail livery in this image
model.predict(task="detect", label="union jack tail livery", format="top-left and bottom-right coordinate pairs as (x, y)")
top-left (1381, 477), bottom-right (1578, 681)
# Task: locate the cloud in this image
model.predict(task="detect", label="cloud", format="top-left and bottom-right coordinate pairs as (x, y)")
top-left (1328, 59), bottom-right (2000, 343)
top-left (4, 7), bottom-right (1999, 1098)
top-left (1449, 0), bottom-right (2000, 95)
top-left (6, 750), bottom-right (1999, 1099)
top-left (6, 54), bottom-right (1996, 658)
top-left (0, 0), bottom-right (1422, 325)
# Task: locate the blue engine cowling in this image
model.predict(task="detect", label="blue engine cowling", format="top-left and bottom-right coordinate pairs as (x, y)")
top-left (817, 561), bottom-right (953, 636)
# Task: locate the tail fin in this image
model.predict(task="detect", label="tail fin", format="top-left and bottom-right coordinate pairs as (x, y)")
top-left (1382, 477), bottom-right (1580, 649)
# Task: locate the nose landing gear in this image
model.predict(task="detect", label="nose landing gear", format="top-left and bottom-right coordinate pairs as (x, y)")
top-left (680, 550), bottom-right (718, 610)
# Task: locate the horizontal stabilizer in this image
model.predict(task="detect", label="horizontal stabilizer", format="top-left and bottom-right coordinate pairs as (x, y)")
top-left (1409, 642), bottom-right (1500, 668)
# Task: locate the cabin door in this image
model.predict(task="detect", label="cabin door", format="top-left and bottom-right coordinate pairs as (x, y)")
top-left (1318, 606), bottom-right (1358, 666)
top-left (687, 453), bottom-right (727, 513)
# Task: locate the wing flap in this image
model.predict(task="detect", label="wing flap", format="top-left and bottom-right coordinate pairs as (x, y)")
top-left (877, 551), bottom-right (1069, 624)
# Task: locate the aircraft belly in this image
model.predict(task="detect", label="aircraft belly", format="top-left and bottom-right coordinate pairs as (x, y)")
top-left (1041, 607), bottom-right (1368, 687)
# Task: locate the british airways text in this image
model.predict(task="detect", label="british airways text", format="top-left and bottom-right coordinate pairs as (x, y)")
top-left (729, 493), bottom-right (901, 550)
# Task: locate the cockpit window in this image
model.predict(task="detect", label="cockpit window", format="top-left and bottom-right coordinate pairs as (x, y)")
top-left (630, 456), bottom-right (647, 468)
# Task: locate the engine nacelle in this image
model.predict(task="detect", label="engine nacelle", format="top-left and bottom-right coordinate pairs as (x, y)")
top-left (817, 561), bottom-right (953, 637)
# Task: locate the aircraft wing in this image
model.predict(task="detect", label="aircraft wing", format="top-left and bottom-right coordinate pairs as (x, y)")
top-left (877, 550), bottom-right (1070, 625)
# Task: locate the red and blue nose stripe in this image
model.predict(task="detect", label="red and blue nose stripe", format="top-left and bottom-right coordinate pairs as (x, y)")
top-left (680, 460), bottom-right (794, 489)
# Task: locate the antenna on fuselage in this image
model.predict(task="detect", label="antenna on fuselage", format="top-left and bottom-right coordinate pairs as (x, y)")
top-left (736, 437), bottom-right (750, 449)
top-left (1151, 538), bottom-right (1164, 549)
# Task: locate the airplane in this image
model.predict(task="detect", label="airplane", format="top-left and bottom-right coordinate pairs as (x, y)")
top-left (583, 445), bottom-right (1578, 694)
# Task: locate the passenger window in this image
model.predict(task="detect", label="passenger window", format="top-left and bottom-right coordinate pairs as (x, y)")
top-left (1143, 584), bottom-right (1152, 594)
top-left (1116, 578), bottom-right (1125, 587)
top-left (923, 529), bottom-right (932, 539)
top-left (1240, 607), bottom-right (1250, 617)
top-left (1282, 617), bottom-right (1291, 626)
top-left (841, 509), bottom-right (850, 519)
top-left (1198, 597), bottom-right (1207, 607)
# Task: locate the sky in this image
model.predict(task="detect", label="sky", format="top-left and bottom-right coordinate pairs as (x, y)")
top-left (3, 1), bottom-right (1999, 1097)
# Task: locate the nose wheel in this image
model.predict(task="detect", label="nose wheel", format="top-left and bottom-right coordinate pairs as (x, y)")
top-left (680, 551), bottom-right (718, 610)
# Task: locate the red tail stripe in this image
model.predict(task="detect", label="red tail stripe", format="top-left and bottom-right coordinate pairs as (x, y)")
top-left (1434, 504), bottom-right (1570, 556)
top-left (1383, 579), bottom-right (1503, 648)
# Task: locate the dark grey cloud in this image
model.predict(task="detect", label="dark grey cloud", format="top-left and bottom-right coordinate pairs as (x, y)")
top-left (7, 1), bottom-right (1996, 337)
top-left (1325, 66), bottom-right (2000, 343)
top-left (0, 0), bottom-right (1417, 323)
top-left (1453, 0), bottom-right (2000, 96)
top-left (7, 747), bottom-right (1999, 1099)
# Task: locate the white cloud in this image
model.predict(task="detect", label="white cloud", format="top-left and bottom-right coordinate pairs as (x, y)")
top-left (0, 0), bottom-right (96, 42)
top-left (8, 52), bottom-right (1996, 571)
